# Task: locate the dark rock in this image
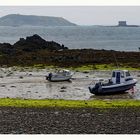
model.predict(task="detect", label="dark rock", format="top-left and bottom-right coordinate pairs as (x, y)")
top-left (60, 90), bottom-right (66, 92)
top-left (0, 43), bottom-right (13, 54)
top-left (0, 34), bottom-right (139, 68)
top-left (61, 86), bottom-right (67, 89)
top-left (19, 76), bottom-right (23, 79)
top-left (10, 86), bottom-right (16, 88)
top-left (83, 71), bottom-right (89, 74)
top-left (13, 34), bottom-right (68, 52)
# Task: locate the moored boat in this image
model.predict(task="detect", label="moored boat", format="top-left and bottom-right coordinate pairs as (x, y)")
top-left (46, 69), bottom-right (73, 82)
top-left (89, 70), bottom-right (137, 95)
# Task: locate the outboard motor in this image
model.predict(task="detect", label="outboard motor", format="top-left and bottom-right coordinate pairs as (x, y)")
top-left (48, 73), bottom-right (52, 81)
top-left (89, 82), bottom-right (101, 94)
top-left (46, 76), bottom-right (49, 80)
top-left (46, 73), bottom-right (52, 81)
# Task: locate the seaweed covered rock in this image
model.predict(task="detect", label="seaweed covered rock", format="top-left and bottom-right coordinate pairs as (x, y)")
top-left (13, 34), bottom-right (68, 52)
top-left (0, 43), bottom-right (13, 54)
top-left (0, 34), bottom-right (139, 67)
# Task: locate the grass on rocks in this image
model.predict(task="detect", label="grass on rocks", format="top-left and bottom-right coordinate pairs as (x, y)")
top-left (0, 98), bottom-right (140, 108)
top-left (5, 64), bottom-right (140, 72)
top-left (32, 64), bottom-right (140, 71)
top-left (69, 64), bottom-right (140, 72)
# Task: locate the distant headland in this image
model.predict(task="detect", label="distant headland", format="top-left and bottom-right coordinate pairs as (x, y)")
top-left (0, 15), bottom-right (139, 27)
top-left (0, 14), bottom-right (77, 27)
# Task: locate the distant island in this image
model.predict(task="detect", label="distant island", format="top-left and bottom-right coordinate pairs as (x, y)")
top-left (104, 21), bottom-right (139, 27)
top-left (117, 21), bottom-right (139, 27)
top-left (0, 14), bottom-right (77, 27)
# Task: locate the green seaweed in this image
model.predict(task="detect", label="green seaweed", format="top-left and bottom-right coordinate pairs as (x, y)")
top-left (0, 98), bottom-right (140, 108)
top-left (68, 64), bottom-right (140, 72)
top-left (2, 64), bottom-right (140, 71)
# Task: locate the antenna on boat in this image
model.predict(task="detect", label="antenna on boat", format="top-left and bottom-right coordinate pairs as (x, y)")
top-left (112, 52), bottom-right (119, 69)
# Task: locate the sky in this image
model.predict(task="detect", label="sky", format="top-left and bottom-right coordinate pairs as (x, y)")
top-left (0, 6), bottom-right (140, 25)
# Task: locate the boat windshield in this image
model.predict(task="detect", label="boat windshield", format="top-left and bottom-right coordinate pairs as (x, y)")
top-left (126, 71), bottom-right (131, 77)
top-left (121, 71), bottom-right (124, 78)
top-left (112, 71), bottom-right (115, 77)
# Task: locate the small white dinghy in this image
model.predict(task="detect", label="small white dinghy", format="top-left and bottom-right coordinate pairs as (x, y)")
top-left (89, 70), bottom-right (137, 95)
top-left (46, 69), bottom-right (73, 82)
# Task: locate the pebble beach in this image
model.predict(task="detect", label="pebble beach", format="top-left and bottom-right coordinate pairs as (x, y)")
top-left (0, 107), bottom-right (140, 134)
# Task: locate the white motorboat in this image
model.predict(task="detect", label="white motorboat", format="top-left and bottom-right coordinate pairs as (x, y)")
top-left (46, 69), bottom-right (73, 82)
top-left (89, 70), bottom-right (137, 95)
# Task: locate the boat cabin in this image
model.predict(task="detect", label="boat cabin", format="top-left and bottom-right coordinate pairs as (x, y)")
top-left (55, 69), bottom-right (71, 76)
top-left (111, 70), bottom-right (133, 84)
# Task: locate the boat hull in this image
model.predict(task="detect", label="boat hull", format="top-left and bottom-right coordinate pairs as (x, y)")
top-left (46, 75), bottom-right (72, 82)
top-left (89, 80), bottom-right (137, 95)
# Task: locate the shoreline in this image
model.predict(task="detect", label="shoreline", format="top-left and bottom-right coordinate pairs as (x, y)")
top-left (0, 34), bottom-right (139, 68)
top-left (1, 64), bottom-right (140, 71)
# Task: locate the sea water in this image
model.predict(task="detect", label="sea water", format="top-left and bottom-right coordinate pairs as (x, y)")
top-left (0, 26), bottom-right (140, 51)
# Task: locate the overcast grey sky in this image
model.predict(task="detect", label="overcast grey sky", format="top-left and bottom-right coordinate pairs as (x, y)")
top-left (0, 6), bottom-right (140, 25)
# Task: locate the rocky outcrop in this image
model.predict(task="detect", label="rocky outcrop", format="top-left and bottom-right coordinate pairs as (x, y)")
top-left (0, 34), bottom-right (68, 55)
top-left (13, 34), bottom-right (68, 52)
top-left (0, 43), bottom-right (13, 54)
top-left (0, 34), bottom-right (139, 67)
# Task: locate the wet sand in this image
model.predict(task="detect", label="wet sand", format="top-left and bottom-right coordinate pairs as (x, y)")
top-left (0, 67), bottom-right (140, 100)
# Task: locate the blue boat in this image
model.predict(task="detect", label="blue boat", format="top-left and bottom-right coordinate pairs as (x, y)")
top-left (88, 70), bottom-right (137, 95)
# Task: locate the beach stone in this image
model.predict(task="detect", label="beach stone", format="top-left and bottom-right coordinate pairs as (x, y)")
top-left (61, 86), bottom-right (67, 89)
top-left (83, 71), bottom-right (89, 74)
top-left (54, 111), bottom-right (59, 115)
top-left (75, 88), bottom-right (81, 90)
top-left (10, 85), bottom-right (16, 88)
top-left (60, 90), bottom-right (66, 92)
top-left (6, 73), bottom-right (12, 77)
top-left (19, 76), bottom-right (23, 79)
